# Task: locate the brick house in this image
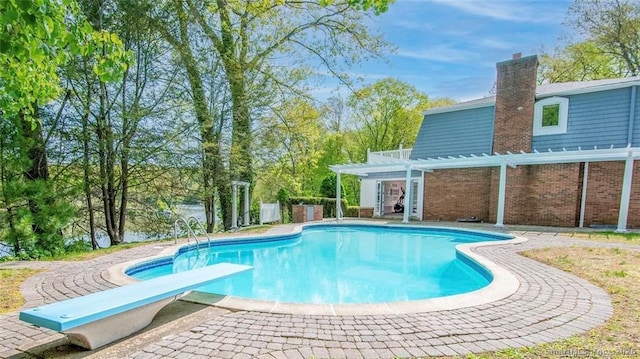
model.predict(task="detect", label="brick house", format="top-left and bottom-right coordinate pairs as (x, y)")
top-left (331, 54), bottom-right (640, 230)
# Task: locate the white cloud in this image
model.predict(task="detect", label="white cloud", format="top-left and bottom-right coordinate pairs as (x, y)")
top-left (396, 46), bottom-right (475, 63)
top-left (427, 0), bottom-right (564, 24)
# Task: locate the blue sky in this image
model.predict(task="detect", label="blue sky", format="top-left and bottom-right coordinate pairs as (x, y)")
top-left (320, 0), bottom-right (576, 102)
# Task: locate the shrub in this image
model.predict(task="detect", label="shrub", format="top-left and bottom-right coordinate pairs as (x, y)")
top-left (345, 206), bottom-right (359, 217)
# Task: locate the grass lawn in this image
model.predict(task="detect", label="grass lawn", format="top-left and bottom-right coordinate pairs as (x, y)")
top-left (0, 268), bottom-right (45, 314)
top-left (458, 246), bottom-right (640, 358)
top-left (559, 231), bottom-right (640, 245)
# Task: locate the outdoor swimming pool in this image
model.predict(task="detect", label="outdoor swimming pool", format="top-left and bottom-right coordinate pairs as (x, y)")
top-left (126, 224), bottom-right (512, 304)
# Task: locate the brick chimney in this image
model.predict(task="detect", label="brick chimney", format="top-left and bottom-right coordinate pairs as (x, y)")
top-left (492, 53), bottom-right (538, 153)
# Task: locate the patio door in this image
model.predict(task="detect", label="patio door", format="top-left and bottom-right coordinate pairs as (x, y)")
top-left (375, 181), bottom-right (385, 216)
top-left (410, 180), bottom-right (418, 215)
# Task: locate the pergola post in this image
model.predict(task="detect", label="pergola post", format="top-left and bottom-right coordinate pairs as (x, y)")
top-left (616, 151), bottom-right (634, 232)
top-left (243, 184), bottom-right (250, 226)
top-left (495, 162), bottom-right (507, 227)
top-left (579, 162), bottom-right (589, 228)
top-left (336, 172), bottom-right (342, 220)
top-left (231, 183), bottom-right (238, 229)
top-left (403, 166), bottom-right (412, 223)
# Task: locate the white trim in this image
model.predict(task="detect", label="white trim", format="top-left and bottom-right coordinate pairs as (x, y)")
top-left (579, 162), bottom-right (589, 228)
top-left (330, 147), bottom-right (640, 176)
top-left (533, 96), bottom-right (569, 136)
top-left (422, 97), bottom-right (495, 115)
top-left (616, 151), bottom-right (634, 232)
top-left (537, 77), bottom-right (640, 98)
top-left (423, 77), bottom-right (640, 117)
top-left (336, 172), bottom-right (342, 220)
top-left (403, 167), bottom-right (412, 223)
top-left (496, 163), bottom-right (507, 227)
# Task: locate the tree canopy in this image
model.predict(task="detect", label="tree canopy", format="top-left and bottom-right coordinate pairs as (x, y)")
top-left (540, 0), bottom-right (640, 83)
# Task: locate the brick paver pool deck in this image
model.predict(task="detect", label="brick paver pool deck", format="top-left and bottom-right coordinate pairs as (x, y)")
top-left (1, 222), bottom-right (637, 358)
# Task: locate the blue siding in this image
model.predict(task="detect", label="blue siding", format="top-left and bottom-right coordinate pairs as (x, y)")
top-left (532, 87), bottom-right (637, 151)
top-left (633, 86), bottom-right (640, 146)
top-left (411, 106), bottom-right (495, 159)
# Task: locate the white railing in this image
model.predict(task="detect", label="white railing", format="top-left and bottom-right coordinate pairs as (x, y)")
top-left (367, 148), bottom-right (413, 163)
top-left (259, 201), bottom-right (281, 225)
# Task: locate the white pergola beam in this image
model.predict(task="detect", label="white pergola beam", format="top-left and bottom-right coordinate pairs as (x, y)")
top-left (495, 162), bottom-right (507, 227)
top-left (329, 147), bottom-right (640, 228)
top-left (231, 181), bottom-right (250, 228)
top-left (231, 184), bottom-right (238, 229)
top-left (616, 151), bottom-right (634, 232)
top-left (336, 172), bottom-right (342, 220)
top-left (402, 167), bottom-right (412, 223)
top-left (579, 162), bottom-right (589, 228)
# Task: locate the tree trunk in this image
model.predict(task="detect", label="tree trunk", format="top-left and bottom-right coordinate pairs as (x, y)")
top-left (20, 105), bottom-right (57, 238)
top-left (81, 110), bottom-right (99, 249)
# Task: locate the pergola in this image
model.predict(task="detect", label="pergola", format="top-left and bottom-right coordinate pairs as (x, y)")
top-left (330, 146), bottom-right (640, 232)
top-left (231, 181), bottom-right (250, 229)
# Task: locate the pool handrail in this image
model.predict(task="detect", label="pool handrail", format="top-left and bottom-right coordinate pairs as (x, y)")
top-left (173, 217), bottom-right (211, 248)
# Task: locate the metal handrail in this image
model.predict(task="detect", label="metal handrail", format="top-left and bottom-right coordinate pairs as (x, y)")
top-left (174, 217), bottom-right (203, 247)
top-left (186, 216), bottom-right (212, 248)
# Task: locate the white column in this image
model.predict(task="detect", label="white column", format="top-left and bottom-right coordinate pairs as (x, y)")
top-left (259, 201), bottom-right (264, 225)
top-left (495, 163), bottom-right (507, 227)
top-left (231, 183), bottom-right (238, 229)
top-left (243, 184), bottom-right (250, 226)
top-left (616, 152), bottom-right (634, 232)
top-left (336, 172), bottom-right (342, 220)
top-left (403, 167), bottom-right (412, 223)
top-left (579, 162), bottom-right (589, 228)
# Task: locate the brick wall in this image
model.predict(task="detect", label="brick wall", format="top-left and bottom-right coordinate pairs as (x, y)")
top-left (421, 161), bottom-right (640, 228)
top-left (423, 168), bottom-right (492, 221)
top-left (359, 207), bottom-right (374, 218)
top-left (488, 164), bottom-right (582, 227)
top-left (493, 54), bottom-right (538, 153)
top-left (583, 161), bottom-right (640, 228)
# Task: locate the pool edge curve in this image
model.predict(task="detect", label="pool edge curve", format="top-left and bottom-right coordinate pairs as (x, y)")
top-left (105, 221), bottom-right (527, 316)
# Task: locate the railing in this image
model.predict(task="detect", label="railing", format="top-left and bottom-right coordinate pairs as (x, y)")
top-left (174, 216), bottom-right (212, 248)
top-left (367, 148), bottom-right (413, 163)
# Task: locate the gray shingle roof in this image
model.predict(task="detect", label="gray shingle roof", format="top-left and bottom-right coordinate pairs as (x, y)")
top-left (423, 76), bottom-right (640, 115)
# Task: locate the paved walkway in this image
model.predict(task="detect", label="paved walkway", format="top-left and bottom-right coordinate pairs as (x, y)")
top-left (0, 224), bottom-right (637, 358)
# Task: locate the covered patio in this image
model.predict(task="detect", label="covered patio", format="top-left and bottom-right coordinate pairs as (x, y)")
top-left (330, 146), bottom-right (640, 232)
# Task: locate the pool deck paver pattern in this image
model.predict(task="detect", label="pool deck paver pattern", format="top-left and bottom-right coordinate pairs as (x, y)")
top-left (1, 224), bottom-right (638, 358)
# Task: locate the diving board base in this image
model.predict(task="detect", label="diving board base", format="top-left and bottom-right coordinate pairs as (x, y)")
top-left (64, 296), bottom-right (176, 350)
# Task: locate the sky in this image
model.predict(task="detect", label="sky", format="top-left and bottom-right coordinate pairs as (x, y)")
top-left (317, 0), bottom-right (576, 103)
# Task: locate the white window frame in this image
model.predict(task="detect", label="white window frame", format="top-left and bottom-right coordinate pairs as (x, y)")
top-left (533, 96), bottom-right (569, 136)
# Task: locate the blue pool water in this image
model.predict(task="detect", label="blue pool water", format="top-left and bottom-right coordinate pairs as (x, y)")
top-left (127, 224), bottom-right (511, 304)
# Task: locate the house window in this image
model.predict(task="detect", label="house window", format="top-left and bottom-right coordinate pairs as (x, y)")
top-left (533, 97), bottom-right (569, 136)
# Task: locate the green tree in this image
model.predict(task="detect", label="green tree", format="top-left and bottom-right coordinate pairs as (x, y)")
top-left (254, 98), bottom-right (324, 200)
top-left (50, 0), bottom-right (183, 246)
top-left (347, 78), bottom-right (429, 161)
top-left (148, 1), bottom-right (233, 231)
top-left (539, 42), bottom-right (628, 83)
top-left (322, 0), bottom-right (395, 14)
top-left (0, 0), bottom-right (128, 256)
top-left (540, 0), bottom-right (640, 83)
top-left (569, 0), bottom-right (640, 76)
top-left (160, 0), bottom-right (389, 229)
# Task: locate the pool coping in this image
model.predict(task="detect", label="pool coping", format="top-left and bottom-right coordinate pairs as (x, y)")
top-left (105, 223), bottom-right (528, 316)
